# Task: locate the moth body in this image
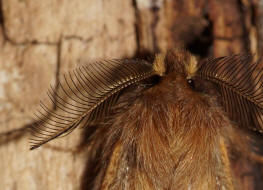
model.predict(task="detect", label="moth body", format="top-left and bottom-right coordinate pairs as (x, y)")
top-left (30, 50), bottom-right (263, 189)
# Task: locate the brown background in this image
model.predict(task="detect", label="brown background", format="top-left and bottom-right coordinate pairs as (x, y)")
top-left (0, 0), bottom-right (263, 189)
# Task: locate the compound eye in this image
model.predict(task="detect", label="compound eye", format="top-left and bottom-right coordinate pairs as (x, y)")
top-left (187, 79), bottom-right (195, 89)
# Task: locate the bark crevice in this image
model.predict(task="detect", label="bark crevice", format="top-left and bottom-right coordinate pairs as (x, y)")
top-left (186, 14), bottom-right (213, 58)
top-left (131, 0), bottom-right (142, 55)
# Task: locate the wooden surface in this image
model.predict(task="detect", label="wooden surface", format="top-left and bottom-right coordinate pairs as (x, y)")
top-left (1, 0), bottom-right (263, 189)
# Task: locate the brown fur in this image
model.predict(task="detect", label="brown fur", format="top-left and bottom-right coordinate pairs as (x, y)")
top-left (86, 50), bottom-right (247, 189)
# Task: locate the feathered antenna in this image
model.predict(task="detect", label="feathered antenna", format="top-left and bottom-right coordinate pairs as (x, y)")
top-left (198, 54), bottom-right (263, 133)
top-left (30, 59), bottom-right (157, 150)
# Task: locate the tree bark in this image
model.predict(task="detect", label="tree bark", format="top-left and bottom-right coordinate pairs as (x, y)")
top-left (1, 0), bottom-right (263, 189)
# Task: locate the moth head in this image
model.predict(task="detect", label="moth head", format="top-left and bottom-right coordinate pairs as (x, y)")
top-left (152, 49), bottom-right (200, 93)
top-left (153, 49), bottom-right (197, 75)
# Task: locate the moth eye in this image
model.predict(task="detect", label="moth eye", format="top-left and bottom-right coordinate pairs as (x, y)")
top-left (187, 79), bottom-right (195, 89)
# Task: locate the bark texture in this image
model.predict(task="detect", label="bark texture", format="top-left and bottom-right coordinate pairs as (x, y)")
top-left (1, 0), bottom-right (263, 189)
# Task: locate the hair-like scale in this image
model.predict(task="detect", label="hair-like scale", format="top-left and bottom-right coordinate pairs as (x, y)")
top-left (30, 49), bottom-right (263, 189)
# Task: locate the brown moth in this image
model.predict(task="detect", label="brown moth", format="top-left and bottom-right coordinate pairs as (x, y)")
top-left (30, 49), bottom-right (263, 189)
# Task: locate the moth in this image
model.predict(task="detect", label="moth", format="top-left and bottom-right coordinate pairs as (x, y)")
top-left (30, 49), bottom-right (263, 189)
